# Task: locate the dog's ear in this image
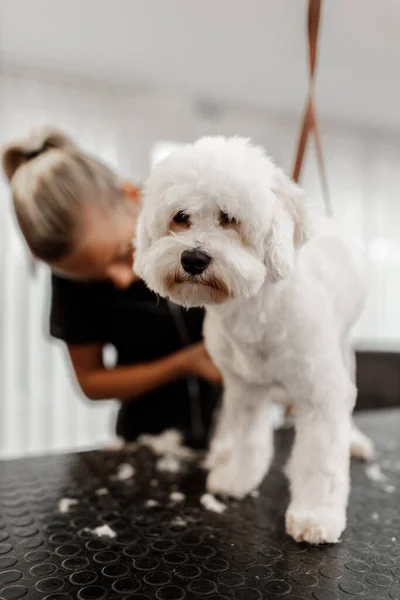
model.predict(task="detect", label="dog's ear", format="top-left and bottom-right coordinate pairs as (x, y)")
top-left (264, 169), bottom-right (314, 282)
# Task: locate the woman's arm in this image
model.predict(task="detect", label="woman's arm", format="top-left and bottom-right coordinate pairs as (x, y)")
top-left (68, 342), bottom-right (222, 402)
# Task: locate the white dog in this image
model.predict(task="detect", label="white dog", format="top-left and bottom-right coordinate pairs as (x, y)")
top-left (134, 136), bottom-right (372, 545)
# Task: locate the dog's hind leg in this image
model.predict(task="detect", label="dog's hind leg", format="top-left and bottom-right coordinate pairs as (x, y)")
top-left (206, 376), bottom-right (275, 499)
top-left (342, 343), bottom-right (374, 461)
top-left (342, 342), bottom-right (357, 383)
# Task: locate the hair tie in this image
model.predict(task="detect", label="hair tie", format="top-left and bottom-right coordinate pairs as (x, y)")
top-left (25, 146), bottom-right (46, 160)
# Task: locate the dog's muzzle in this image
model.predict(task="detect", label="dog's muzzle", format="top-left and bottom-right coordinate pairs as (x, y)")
top-left (181, 249), bottom-right (211, 275)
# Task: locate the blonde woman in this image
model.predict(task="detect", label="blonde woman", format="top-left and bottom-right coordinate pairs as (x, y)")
top-left (2, 128), bottom-right (221, 448)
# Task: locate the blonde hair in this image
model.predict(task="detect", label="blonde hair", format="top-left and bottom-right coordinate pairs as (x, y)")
top-left (1, 127), bottom-right (123, 261)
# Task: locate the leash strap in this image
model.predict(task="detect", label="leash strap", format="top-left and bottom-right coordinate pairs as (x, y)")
top-left (292, 0), bottom-right (332, 216)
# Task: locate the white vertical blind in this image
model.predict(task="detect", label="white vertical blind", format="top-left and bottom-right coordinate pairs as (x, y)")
top-left (0, 74), bottom-right (122, 458)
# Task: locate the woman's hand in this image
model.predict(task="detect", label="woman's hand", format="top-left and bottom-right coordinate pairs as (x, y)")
top-left (179, 342), bottom-right (223, 385)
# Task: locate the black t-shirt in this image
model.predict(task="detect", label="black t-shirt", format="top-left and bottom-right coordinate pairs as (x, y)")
top-left (50, 275), bottom-right (219, 447)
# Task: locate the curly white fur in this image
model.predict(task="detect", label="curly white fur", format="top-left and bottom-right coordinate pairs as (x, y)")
top-left (134, 136), bottom-right (372, 545)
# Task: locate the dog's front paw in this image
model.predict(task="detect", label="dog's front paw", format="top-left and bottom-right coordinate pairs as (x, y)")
top-left (285, 505), bottom-right (346, 545)
top-left (206, 457), bottom-right (265, 500)
top-left (207, 453), bottom-right (269, 500)
top-left (202, 446), bottom-right (231, 471)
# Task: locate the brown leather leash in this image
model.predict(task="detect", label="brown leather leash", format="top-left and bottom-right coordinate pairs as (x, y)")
top-left (292, 0), bottom-right (332, 217)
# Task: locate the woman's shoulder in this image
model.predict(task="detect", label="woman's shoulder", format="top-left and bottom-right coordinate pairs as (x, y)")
top-left (51, 273), bottom-right (113, 296)
top-left (51, 274), bottom-right (205, 319)
top-left (51, 274), bottom-right (162, 306)
top-left (50, 275), bottom-right (119, 319)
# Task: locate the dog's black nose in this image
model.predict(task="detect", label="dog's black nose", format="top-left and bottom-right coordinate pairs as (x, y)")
top-left (181, 249), bottom-right (211, 275)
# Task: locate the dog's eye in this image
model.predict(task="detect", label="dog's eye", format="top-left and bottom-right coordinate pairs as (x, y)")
top-left (173, 211), bottom-right (190, 225)
top-left (219, 211), bottom-right (237, 226)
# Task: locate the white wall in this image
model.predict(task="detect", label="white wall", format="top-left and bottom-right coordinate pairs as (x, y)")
top-left (1, 70), bottom-right (400, 457)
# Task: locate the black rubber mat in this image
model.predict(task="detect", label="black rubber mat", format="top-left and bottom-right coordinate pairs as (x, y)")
top-left (0, 409), bottom-right (399, 600)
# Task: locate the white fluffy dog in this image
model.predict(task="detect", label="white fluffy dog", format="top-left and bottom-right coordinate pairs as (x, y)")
top-left (134, 136), bottom-right (373, 545)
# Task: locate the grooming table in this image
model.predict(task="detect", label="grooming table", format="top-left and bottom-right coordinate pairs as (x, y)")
top-left (0, 410), bottom-right (399, 600)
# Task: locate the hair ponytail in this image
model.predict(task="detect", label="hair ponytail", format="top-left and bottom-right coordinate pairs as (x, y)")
top-left (2, 127), bottom-right (75, 182)
top-left (1, 127), bottom-right (122, 262)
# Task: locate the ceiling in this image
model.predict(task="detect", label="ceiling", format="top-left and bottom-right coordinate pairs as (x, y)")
top-left (1, 0), bottom-right (400, 130)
